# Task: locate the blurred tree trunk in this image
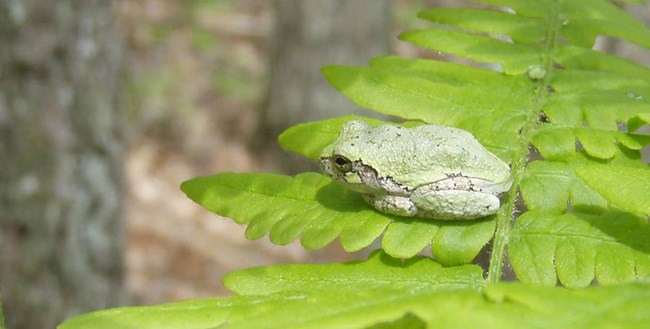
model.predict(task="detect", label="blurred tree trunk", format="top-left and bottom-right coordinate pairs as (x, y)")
top-left (0, 1), bottom-right (126, 328)
top-left (602, 1), bottom-right (650, 68)
top-left (601, 1), bottom-right (650, 159)
top-left (260, 0), bottom-right (391, 173)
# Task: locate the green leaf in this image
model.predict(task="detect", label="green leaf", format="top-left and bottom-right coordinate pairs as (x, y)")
top-left (481, 283), bottom-right (650, 328)
top-left (628, 112), bottom-right (650, 132)
top-left (224, 250), bottom-right (484, 295)
top-left (575, 164), bottom-right (650, 215)
top-left (520, 161), bottom-right (608, 213)
top-left (399, 0), bottom-right (650, 79)
top-left (322, 57), bottom-right (532, 160)
top-left (418, 8), bottom-right (547, 44)
top-left (544, 70), bottom-right (650, 131)
top-left (278, 115), bottom-right (404, 161)
top-left (421, 3), bottom-right (650, 49)
top-left (532, 126), bottom-right (650, 161)
top-left (400, 27), bottom-right (650, 79)
top-left (59, 282), bottom-right (650, 329)
top-left (58, 297), bottom-right (237, 329)
top-left (380, 220), bottom-right (440, 260)
top-left (181, 173), bottom-right (495, 265)
top-left (510, 210), bottom-right (650, 287)
top-left (399, 28), bottom-right (541, 75)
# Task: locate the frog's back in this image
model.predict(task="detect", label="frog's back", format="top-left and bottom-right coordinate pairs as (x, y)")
top-left (406, 124), bottom-right (510, 186)
top-left (334, 124), bottom-right (509, 187)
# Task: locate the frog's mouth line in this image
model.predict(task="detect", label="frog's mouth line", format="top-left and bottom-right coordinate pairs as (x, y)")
top-left (348, 160), bottom-right (412, 196)
top-left (320, 156), bottom-right (411, 196)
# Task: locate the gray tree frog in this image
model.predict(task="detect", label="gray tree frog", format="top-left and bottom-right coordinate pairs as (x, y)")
top-left (319, 120), bottom-right (512, 220)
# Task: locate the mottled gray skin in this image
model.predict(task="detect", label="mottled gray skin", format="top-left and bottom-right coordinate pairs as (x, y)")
top-left (320, 120), bottom-right (512, 220)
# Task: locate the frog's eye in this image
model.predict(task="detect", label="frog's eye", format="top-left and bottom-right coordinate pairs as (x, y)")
top-left (333, 155), bottom-right (352, 173)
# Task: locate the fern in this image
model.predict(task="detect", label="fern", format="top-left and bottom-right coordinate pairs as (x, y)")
top-left (59, 1), bottom-right (650, 328)
top-left (59, 252), bottom-right (650, 329)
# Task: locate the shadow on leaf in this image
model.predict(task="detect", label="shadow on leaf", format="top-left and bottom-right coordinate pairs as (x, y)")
top-left (577, 209), bottom-right (650, 255)
top-left (314, 180), bottom-right (374, 212)
top-left (364, 312), bottom-right (427, 329)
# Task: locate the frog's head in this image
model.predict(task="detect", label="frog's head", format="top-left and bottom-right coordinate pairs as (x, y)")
top-left (319, 153), bottom-right (384, 194)
top-left (319, 120), bottom-right (383, 193)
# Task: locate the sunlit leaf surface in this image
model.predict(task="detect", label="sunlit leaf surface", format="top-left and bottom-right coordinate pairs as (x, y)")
top-left (59, 252), bottom-right (650, 329)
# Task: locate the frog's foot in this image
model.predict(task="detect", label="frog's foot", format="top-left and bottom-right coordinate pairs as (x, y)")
top-left (361, 194), bottom-right (417, 217)
top-left (410, 188), bottom-right (500, 220)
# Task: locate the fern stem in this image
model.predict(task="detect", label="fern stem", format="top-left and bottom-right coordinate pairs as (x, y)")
top-left (486, 1), bottom-right (561, 284)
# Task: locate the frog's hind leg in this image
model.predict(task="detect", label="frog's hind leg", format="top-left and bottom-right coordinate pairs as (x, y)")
top-left (361, 194), bottom-right (418, 217)
top-left (410, 185), bottom-right (500, 220)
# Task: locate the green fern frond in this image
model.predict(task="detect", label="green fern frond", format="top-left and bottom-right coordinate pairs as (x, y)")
top-left (321, 57), bottom-right (531, 159)
top-left (59, 283), bottom-right (650, 329)
top-left (223, 251), bottom-right (484, 295)
top-left (520, 161), bottom-right (608, 213)
top-left (510, 210), bottom-right (650, 287)
top-left (278, 115), bottom-right (394, 161)
top-left (183, 0), bottom-right (650, 282)
top-left (181, 172), bottom-right (495, 264)
top-left (418, 1), bottom-right (650, 49)
top-left (317, 0), bottom-right (650, 285)
top-left (58, 253), bottom-right (650, 329)
top-left (575, 164), bottom-right (650, 215)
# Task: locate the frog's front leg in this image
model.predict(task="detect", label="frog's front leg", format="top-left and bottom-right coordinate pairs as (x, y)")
top-left (410, 175), bottom-right (501, 220)
top-left (361, 194), bottom-right (418, 217)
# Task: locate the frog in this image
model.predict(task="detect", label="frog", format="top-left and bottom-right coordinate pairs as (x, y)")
top-left (319, 120), bottom-right (512, 220)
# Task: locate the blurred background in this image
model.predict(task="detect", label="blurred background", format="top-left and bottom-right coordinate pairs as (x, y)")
top-left (1, 1), bottom-right (649, 328)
